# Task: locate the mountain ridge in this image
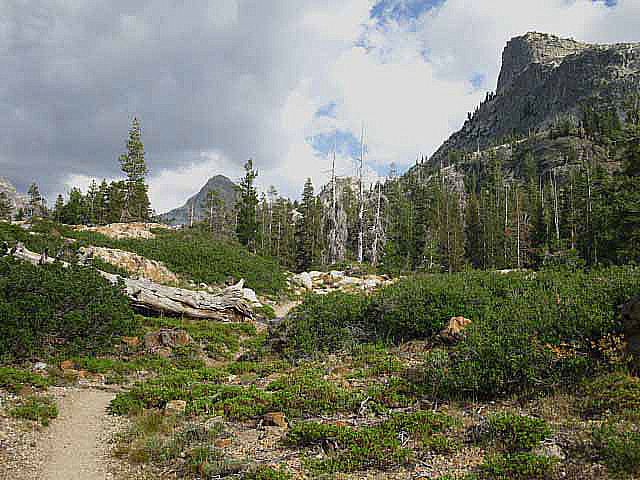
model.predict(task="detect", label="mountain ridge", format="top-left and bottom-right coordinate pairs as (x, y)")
top-left (156, 174), bottom-right (237, 226)
top-left (428, 31), bottom-right (640, 169)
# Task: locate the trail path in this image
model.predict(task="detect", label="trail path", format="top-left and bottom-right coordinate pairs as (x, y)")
top-left (38, 388), bottom-right (117, 480)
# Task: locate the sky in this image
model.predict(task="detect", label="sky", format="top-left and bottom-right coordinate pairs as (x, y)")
top-left (1, 0), bottom-right (637, 213)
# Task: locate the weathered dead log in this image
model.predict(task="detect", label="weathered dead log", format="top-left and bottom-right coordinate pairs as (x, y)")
top-left (9, 243), bottom-right (252, 321)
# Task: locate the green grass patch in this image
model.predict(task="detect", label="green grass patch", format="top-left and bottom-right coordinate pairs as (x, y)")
top-left (285, 410), bottom-right (456, 473)
top-left (0, 367), bottom-right (49, 393)
top-left (61, 225), bottom-right (287, 296)
top-left (592, 420), bottom-right (640, 476)
top-left (478, 452), bottom-right (556, 480)
top-left (10, 395), bottom-right (58, 426)
top-left (143, 316), bottom-right (255, 358)
top-left (242, 465), bottom-right (293, 479)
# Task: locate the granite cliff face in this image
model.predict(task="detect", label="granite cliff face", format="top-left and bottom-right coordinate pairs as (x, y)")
top-left (156, 175), bottom-right (237, 226)
top-left (0, 177), bottom-right (28, 215)
top-left (429, 32), bottom-right (640, 168)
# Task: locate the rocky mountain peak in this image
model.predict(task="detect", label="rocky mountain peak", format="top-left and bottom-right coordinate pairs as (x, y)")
top-left (426, 32), bottom-right (640, 168)
top-left (497, 32), bottom-right (589, 93)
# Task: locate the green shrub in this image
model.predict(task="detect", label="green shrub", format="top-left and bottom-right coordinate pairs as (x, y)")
top-left (478, 452), bottom-right (556, 480)
top-left (10, 395), bottom-right (58, 426)
top-left (0, 367), bottom-right (48, 393)
top-left (0, 257), bottom-right (140, 358)
top-left (64, 227), bottom-right (287, 295)
top-left (283, 267), bottom-right (640, 364)
top-left (592, 421), bottom-right (640, 475)
top-left (111, 366), bottom-right (362, 419)
top-left (485, 412), bottom-right (551, 452)
top-left (267, 368), bottom-right (364, 416)
top-left (285, 421), bottom-right (413, 473)
top-left (581, 371), bottom-right (640, 417)
top-left (284, 292), bottom-right (370, 354)
top-left (242, 466), bottom-right (293, 480)
top-left (285, 411), bottom-right (455, 473)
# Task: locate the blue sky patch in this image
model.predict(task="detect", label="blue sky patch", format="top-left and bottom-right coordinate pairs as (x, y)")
top-left (370, 0), bottom-right (444, 24)
top-left (471, 73), bottom-right (486, 89)
top-left (315, 102), bottom-right (337, 118)
top-left (310, 130), bottom-right (367, 160)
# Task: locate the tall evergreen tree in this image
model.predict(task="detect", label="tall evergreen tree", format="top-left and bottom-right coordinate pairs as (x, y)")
top-left (119, 117), bottom-right (150, 222)
top-left (27, 182), bottom-right (43, 220)
top-left (295, 178), bottom-right (315, 271)
top-left (236, 158), bottom-right (259, 249)
top-left (0, 192), bottom-right (12, 221)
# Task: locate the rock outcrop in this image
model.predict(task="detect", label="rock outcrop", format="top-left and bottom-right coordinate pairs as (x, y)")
top-left (74, 222), bottom-right (170, 240)
top-left (0, 177), bottom-right (28, 215)
top-left (290, 270), bottom-right (394, 295)
top-left (78, 246), bottom-right (181, 285)
top-left (428, 32), bottom-right (640, 170)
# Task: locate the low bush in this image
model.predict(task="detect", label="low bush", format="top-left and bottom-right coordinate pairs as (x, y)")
top-left (10, 395), bottom-right (58, 426)
top-left (484, 412), bottom-right (551, 452)
top-left (285, 267), bottom-right (640, 399)
top-left (0, 257), bottom-right (140, 358)
top-left (592, 420), bottom-right (640, 476)
top-left (111, 366), bottom-right (365, 419)
top-left (285, 410), bottom-right (456, 473)
top-left (0, 367), bottom-right (48, 393)
top-left (478, 452), bottom-right (556, 480)
top-left (64, 226), bottom-right (287, 296)
top-left (581, 371), bottom-right (640, 417)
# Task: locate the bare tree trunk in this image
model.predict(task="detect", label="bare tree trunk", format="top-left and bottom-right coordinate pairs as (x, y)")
top-left (357, 125), bottom-right (364, 264)
top-left (551, 169), bottom-right (560, 245)
top-left (516, 186), bottom-right (521, 268)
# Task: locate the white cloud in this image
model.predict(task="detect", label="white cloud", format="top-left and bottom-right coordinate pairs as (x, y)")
top-left (5, 0), bottom-right (638, 210)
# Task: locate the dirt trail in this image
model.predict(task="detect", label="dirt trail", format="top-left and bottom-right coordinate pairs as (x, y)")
top-left (38, 388), bottom-right (116, 480)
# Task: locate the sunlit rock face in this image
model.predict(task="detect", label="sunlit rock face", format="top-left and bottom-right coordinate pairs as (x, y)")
top-left (428, 32), bottom-right (640, 170)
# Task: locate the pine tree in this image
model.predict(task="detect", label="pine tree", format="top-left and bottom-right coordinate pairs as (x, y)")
top-left (53, 194), bottom-right (65, 223)
top-left (0, 192), bottom-right (12, 221)
top-left (27, 183), bottom-right (43, 220)
top-left (236, 158), bottom-right (259, 249)
top-left (295, 178), bottom-right (315, 271)
top-left (119, 117), bottom-right (150, 222)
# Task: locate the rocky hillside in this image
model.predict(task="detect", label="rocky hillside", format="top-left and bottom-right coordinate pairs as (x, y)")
top-left (428, 32), bottom-right (640, 171)
top-left (156, 174), bottom-right (237, 226)
top-left (0, 177), bottom-right (28, 215)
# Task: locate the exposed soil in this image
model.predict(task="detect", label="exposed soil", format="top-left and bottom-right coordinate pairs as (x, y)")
top-left (38, 387), bottom-right (116, 480)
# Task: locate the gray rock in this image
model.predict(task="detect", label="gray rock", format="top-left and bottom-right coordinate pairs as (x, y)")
top-left (534, 441), bottom-right (566, 460)
top-left (426, 32), bottom-right (640, 176)
top-left (33, 362), bottom-right (48, 371)
top-left (293, 272), bottom-right (313, 289)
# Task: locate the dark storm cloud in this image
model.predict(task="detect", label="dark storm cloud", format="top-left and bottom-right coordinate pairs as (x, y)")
top-left (0, 0), bottom-right (321, 199)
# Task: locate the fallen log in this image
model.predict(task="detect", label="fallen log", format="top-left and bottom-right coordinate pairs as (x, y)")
top-left (9, 243), bottom-right (252, 321)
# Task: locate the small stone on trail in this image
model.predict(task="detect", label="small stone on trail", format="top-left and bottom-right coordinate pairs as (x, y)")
top-left (164, 400), bottom-right (187, 415)
top-left (263, 412), bottom-right (288, 428)
top-left (60, 360), bottom-right (75, 370)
